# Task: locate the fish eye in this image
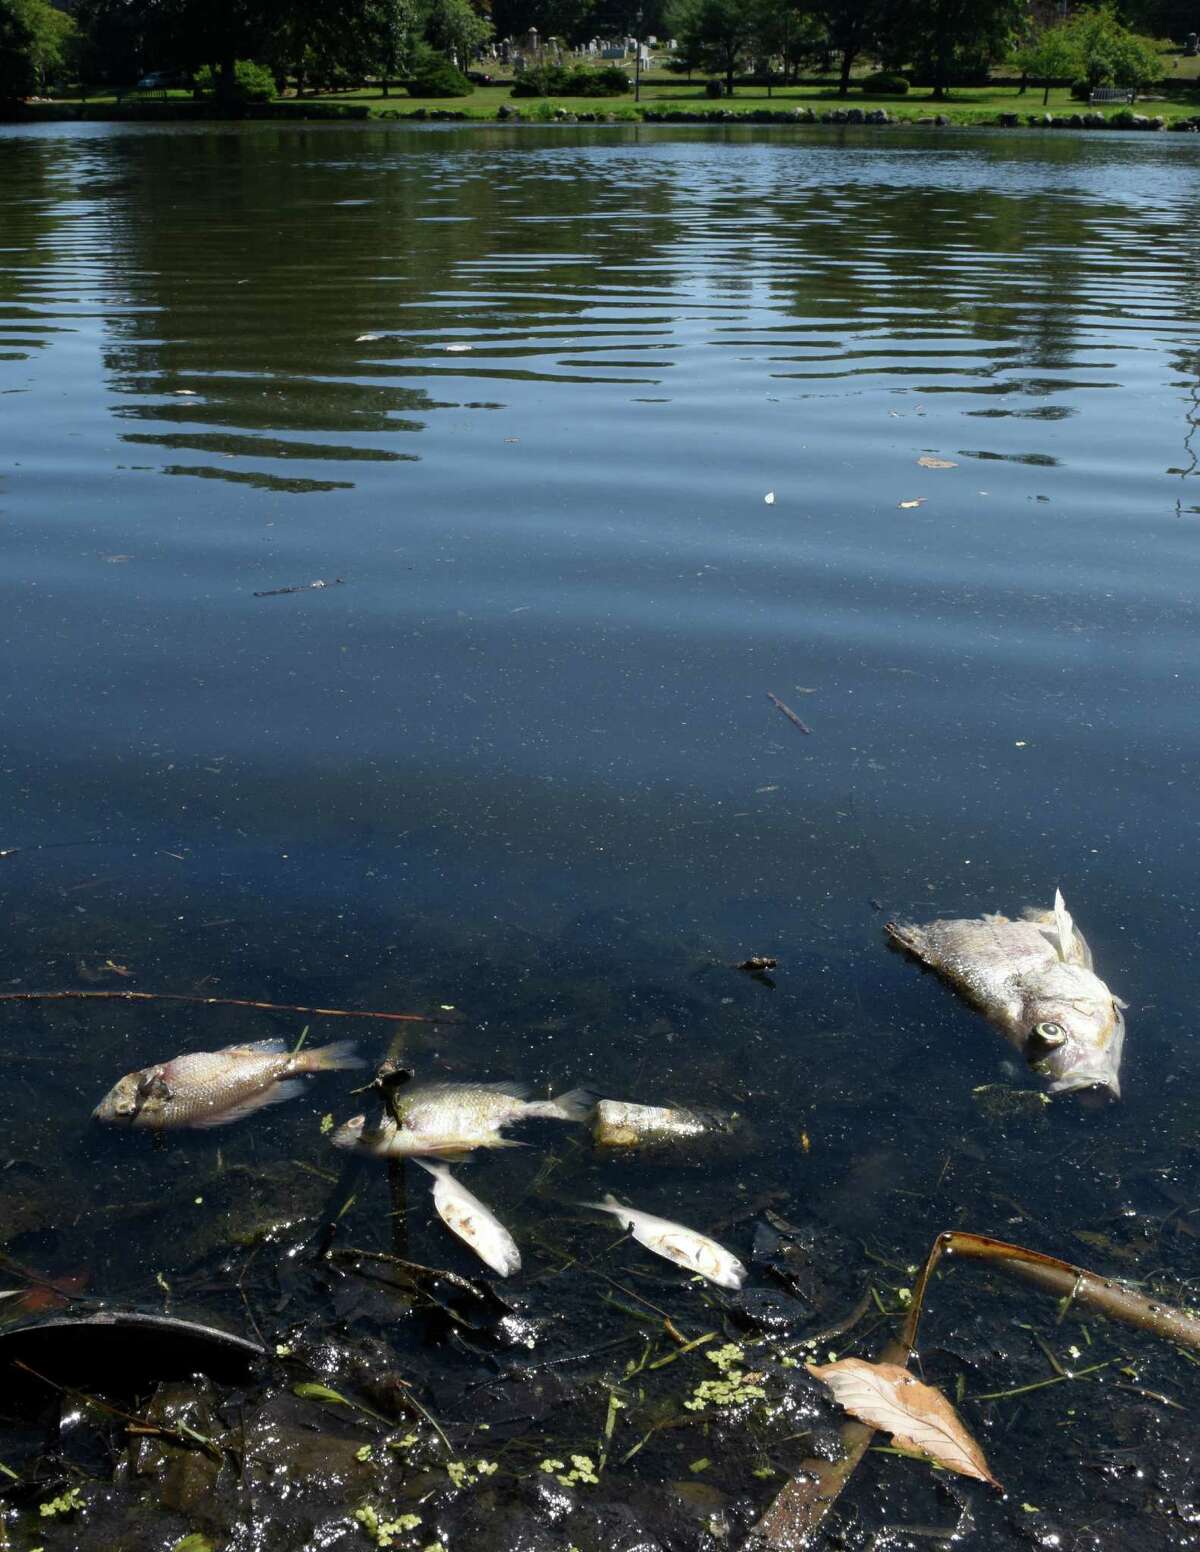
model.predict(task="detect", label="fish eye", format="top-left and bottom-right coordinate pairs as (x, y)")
top-left (1032, 1021), bottom-right (1067, 1048)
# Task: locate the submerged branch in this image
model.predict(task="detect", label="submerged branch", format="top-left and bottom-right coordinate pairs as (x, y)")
top-left (11, 1360), bottom-right (223, 1461)
top-left (751, 1334), bottom-right (910, 1549)
top-left (899, 1229), bottom-right (1200, 1355)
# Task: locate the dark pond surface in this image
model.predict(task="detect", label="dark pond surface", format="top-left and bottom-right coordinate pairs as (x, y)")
top-left (1, 120), bottom-right (1199, 1550)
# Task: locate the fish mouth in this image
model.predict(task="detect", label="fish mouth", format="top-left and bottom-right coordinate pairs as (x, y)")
top-left (1047, 1073), bottom-right (1121, 1103)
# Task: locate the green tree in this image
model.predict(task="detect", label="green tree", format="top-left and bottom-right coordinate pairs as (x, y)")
top-left (810, 0), bottom-right (893, 96)
top-left (1122, 0), bottom-right (1192, 44)
top-left (1011, 17), bottom-right (1080, 100)
top-left (0, 0), bottom-right (75, 98)
top-left (422, 0), bottom-right (491, 66)
top-left (75, 0), bottom-right (369, 96)
top-left (0, 0), bottom-right (36, 100)
top-left (748, 0), bottom-right (826, 86)
top-left (370, 0), bottom-right (416, 93)
top-left (883, 0), bottom-right (1027, 99)
top-left (1067, 3), bottom-right (1160, 88)
top-left (666, 0), bottom-right (756, 91)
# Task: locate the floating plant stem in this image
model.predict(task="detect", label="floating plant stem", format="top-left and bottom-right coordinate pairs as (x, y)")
top-left (971, 1358), bottom-right (1118, 1402)
top-left (0, 989), bottom-right (450, 1023)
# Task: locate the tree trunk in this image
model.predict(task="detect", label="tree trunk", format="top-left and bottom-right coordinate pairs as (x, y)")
top-left (218, 54), bottom-right (236, 103)
top-left (838, 45), bottom-right (853, 97)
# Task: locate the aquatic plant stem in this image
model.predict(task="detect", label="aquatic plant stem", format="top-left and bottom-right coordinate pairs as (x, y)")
top-left (971, 1357), bottom-right (1117, 1401)
top-left (899, 1230), bottom-right (1200, 1355)
top-left (11, 1361), bottom-right (223, 1460)
top-left (379, 1041), bottom-right (412, 1259)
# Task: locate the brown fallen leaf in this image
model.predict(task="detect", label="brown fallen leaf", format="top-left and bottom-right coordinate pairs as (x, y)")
top-left (897, 498), bottom-right (926, 509)
top-left (806, 1358), bottom-right (1000, 1488)
top-left (917, 455), bottom-right (957, 470)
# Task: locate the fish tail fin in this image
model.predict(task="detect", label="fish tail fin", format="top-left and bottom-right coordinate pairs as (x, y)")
top-left (302, 1040), bottom-right (367, 1073)
top-left (524, 1087), bottom-right (595, 1123)
top-left (414, 1158), bottom-right (451, 1180)
top-left (581, 1193), bottom-right (623, 1214)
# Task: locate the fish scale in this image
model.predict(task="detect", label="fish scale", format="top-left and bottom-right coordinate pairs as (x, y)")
top-left (94, 1038), bottom-right (364, 1129)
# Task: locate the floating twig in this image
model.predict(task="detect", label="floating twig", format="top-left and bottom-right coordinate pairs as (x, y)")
top-left (254, 577), bottom-right (344, 598)
top-left (329, 1246), bottom-right (493, 1302)
top-left (766, 691), bottom-right (812, 736)
top-left (0, 989), bottom-right (449, 1024)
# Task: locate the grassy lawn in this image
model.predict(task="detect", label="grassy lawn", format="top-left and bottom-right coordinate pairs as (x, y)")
top-left (307, 78), bottom-right (1200, 124)
top-left (40, 59), bottom-right (1200, 125)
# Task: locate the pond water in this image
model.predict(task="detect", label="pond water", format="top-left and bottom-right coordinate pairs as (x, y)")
top-left (1, 120), bottom-right (1199, 1550)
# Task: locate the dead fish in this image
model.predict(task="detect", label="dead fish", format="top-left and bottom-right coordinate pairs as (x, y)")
top-left (584, 1193), bottom-right (747, 1289)
top-left (330, 1080), bottom-right (593, 1159)
top-left (886, 889), bottom-right (1125, 1099)
top-left (592, 1098), bottom-right (733, 1149)
top-left (94, 1038), bottom-right (365, 1129)
top-left (416, 1160), bottom-right (521, 1277)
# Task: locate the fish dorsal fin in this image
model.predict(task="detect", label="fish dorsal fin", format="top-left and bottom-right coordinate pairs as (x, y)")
top-left (1052, 888), bottom-right (1074, 962)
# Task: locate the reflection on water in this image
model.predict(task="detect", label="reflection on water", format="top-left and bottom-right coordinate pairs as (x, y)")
top-left (1, 121), bottom-right (1200, 1547)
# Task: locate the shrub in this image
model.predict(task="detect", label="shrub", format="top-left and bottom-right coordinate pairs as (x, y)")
top-left (511, 63), bottom-right (565, 95)
top-left (408, 44), bottom-right (471, 97)
top-left (590, 64), bottom-right (631, 93)
top-left (703, 77), bottom-right (725, 97)
top-left (196, 59), bottom-right (275, 102)
top-left (860, 71), bottom-right (909, 95)
top-left (511, 62), bottom-right (630, 97)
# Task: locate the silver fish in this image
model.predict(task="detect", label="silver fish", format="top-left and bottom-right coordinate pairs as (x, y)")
top-left (887, 889), bottom-right (1126, 1099)
top-left (416, 1160), bottom-right (521, 1277)
top-left (330, 1080), bottom-right (594, 1158)
top-left (592, 1098), bottom-right (738, 1150)
top-left (584, 1193), bottom-right (747, 1289)
top-left (94, 1038), bottom-right (365, 1129)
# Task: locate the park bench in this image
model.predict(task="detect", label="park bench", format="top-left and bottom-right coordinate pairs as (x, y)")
top-left (1088, 86), bottom-right (1135, 106)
